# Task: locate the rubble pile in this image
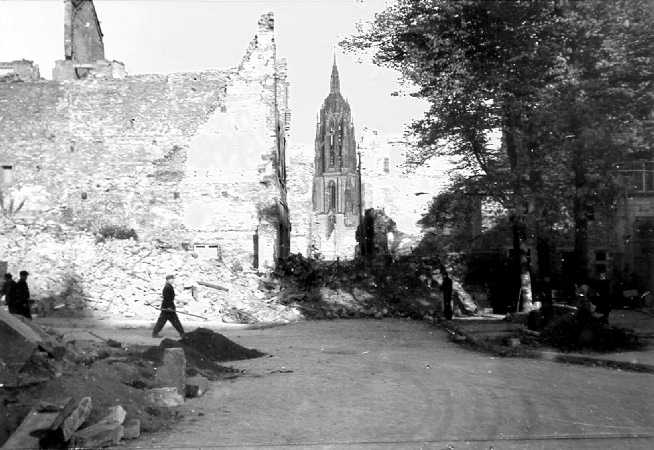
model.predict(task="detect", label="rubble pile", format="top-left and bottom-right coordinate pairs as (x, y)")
top-left (274, 253), bottom-right (478, 320)
top-left (0, 218), bottom-right (301, 322)
top-left (1, 312), bottom-right (265, 447)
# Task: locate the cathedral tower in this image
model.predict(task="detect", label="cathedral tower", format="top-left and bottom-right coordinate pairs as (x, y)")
top-left (310, 57), bottom-right (361, 259)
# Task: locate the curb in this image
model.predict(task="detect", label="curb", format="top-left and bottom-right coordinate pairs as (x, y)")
top-left (441, 321), bottom-right (654, 374)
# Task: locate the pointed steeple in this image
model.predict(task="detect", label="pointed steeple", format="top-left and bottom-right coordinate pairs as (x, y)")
top-left (330, 54), bottom-right (340, 94)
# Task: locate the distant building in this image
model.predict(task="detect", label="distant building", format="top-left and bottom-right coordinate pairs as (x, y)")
top-left (310, 58), bottom-right (361, 259)
top-left (614, 160), bottom-right (654, 291)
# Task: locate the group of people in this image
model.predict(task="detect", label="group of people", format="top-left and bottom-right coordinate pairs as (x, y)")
top-left (2, 269), bottom-right (184, 338)
top-left (2, 270), bottom-right (32, 319)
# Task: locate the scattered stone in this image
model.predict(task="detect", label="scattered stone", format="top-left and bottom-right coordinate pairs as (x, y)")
top-left (61, 396), bottom-right (93, 441)
top-left (145, 387), bottom-right (184, 407)
top-left (185, 375), bottom-right (209, 398)
top-left (153, 348), bottom-right (186, 396)
top-left (0, 309), bottom-right (40, 374)
top-left (106, 339), bottom-right (123, 348)
top-left (122, 419), bottom-right (141, 440)
top-left (98, 405), bottom-right (126, 425)
top-left (72, 421), bottom-right (124, 448)
top-left (18, 351), bottom-right (58, 381)
top-left (2, 398), bottom-right (72, 450)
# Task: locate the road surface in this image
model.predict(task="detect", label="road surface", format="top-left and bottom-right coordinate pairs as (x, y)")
top-left (127, 319), bottom-right (653, 449)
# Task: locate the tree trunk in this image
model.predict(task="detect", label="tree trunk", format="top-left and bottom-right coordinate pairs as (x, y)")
top-left (504, 105), bottom-right (533, 311)
top-left (573, 142), bottom-right (589, 283)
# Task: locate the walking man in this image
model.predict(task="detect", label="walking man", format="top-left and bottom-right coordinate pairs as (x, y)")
top-left (152, 275), bottom-right (185, 338)
top-left (441, 266), bottom-right (453, 320)
top-left (13, 271), bottom-right (32, 319)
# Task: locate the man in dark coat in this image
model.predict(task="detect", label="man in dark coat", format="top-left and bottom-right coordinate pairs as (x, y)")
top-left (440, 266), bottom-right (453, 320)
top-left (2, 273), bottom-right (18, 314)
top-left (152, 275), bottom-right (185, 338)
top-left (13, 271), bottom-right (32, 319)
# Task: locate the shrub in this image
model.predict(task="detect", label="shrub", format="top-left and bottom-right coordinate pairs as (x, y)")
top-left (97, 225), bottom-right (138, 241)
top-left (541, 311), bottom-right (641, 352)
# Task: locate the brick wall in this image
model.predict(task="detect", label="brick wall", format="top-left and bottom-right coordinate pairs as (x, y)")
top-left (287, 144), bottom-right (313, 255)
top-left (0, 72), bottom-right (228, 240)
top-left (0, 60), bottom-right (40, 82)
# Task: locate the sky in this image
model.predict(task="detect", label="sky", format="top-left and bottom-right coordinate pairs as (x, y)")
top-left (0, 0), bottom-right (428, 146)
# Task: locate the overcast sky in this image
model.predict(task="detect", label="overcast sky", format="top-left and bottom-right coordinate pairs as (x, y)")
top-left (0, 0), bottom-right (427, 146)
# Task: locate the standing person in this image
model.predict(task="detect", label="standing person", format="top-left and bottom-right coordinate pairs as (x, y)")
top-left (440, 266), bottom-right (453, 320)
top-left (2, 273), bottom-right (17, 314)
top-left (152, 275), bottom-right (185, 338)
top-left (13, 271), bottom-right (32, 319)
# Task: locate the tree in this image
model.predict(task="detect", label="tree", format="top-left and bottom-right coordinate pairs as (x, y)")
top-left (343, 0), bottom-right (654, 307)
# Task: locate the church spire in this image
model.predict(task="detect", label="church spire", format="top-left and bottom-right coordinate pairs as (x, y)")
top-left (330, 54), bottom-right (340, 94)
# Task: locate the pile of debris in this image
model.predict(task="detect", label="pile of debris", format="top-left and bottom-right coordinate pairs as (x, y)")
top-left (0, 217), bottom-right (301, 323)
top-left (1, 309), bottom-right (266, 448)
top-left (274, 254), bottom-right (478, 320)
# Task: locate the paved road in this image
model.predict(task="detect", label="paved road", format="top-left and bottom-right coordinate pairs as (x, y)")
top-left (127, 319), bottom-right (653, 449)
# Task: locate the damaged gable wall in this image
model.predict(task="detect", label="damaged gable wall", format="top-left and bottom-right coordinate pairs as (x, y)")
top-left (0, 13), bottom-right (290, 315)
top-left (182, 13), bottom-right (290, 268)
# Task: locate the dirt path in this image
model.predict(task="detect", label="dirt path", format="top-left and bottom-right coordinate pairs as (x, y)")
top-left (125, 319), bottom-right (653, 449)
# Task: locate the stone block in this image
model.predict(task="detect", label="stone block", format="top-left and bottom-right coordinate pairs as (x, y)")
top-left (122, 419), bottom-right (140, 440)
top-left (153, 347), bottom-right (186, 396)
top-left (61, 396), bottom-right (93, 441)
top-left (98, 405), bottom-right (126, 425)
top-left (71, 422), bottom-right (124, 448)
top-left (145, 387), bottom-right (184, 407)
top-left (52, 59), bottom-right (76, 81)
top-left (185, 375), bottom-right (209, 398)
top-left (2, 398), bottom-right (72, 450)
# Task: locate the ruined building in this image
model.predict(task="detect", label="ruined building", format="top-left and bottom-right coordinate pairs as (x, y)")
top-left (53, 0), bottom-right (125, 80)
top-left (0, 60), bottom-right (40, 82)
top-left (0, 9), bottom-right (291, 312)
top-left (310, 59), bottom-right (361, 259)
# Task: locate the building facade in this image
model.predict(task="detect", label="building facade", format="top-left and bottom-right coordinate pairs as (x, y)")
top-left (310, 59), bottom-right (361, 259)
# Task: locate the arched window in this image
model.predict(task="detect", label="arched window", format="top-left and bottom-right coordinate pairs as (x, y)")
top-left (327, 181), bottom-right (336, 212)
top-left (328, 120), bottom-right (336, 167)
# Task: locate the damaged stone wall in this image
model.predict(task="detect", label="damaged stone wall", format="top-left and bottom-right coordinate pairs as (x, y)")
top-left (181, 12), bottom-right (290, 269)
top-left (0, 60), bottom-right (40, 82)
top-left (66, 0), bottom-right (105, 64)
top-left (358, 128), bottom-right (452, 244)
top-left (0, 71), bottom-right (229, 242)
top-left (0, 13), bottom-right (290, 315)
top-left (286, 144), bottom-right (313, 256)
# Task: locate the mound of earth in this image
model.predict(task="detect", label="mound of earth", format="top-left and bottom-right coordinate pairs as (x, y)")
top-left (179, 328), bottom-right (265, 361)
top-left (142, 328), bottom-right (264, 381)
top-left (3, 357), bottom-right (178, 442)
top-left (142, 341), bottom-right (238, 382)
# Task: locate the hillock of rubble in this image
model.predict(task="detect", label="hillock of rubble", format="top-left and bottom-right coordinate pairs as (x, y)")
top-left (0, 217), bottom-right (301, 323)
top-left (273, 253), bottom-right (478, 320)
top-left (0, 310), bottom-right (264, 448)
